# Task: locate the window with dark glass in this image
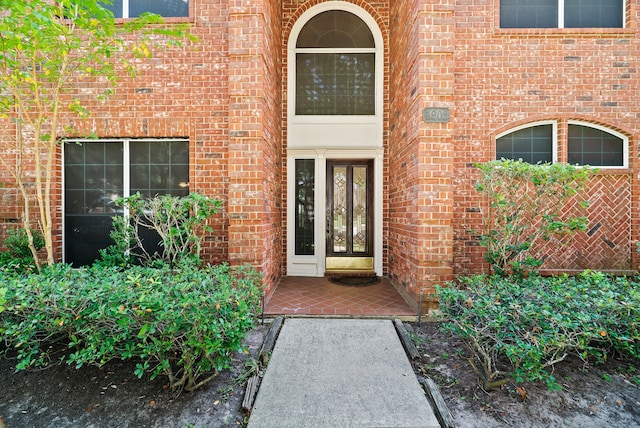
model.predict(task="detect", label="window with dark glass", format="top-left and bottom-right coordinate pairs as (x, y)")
top-left (568, 124), bottom-right (624, 166)
top-left (565, 0), bottom-right (624, 28)
top-left (64, 139), bottom-right (189, 266)
top-left (295, 159), bottom-right (315, 255)
top-left (496, 124), bottom-right (553, 164)
top-left (295, 10), bottom-right (376, 115)
top-left (99, 0), bottom-right (189, 18)
top-left (500, 0), bottom-right (623, 28)
top-left (500, 0), bottom-right (557, 28)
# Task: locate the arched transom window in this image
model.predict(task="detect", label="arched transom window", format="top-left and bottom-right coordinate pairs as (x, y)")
top-left (496, 121), bottom-right (627, 168)
top-left (295, 10), bottom-right (376, 116)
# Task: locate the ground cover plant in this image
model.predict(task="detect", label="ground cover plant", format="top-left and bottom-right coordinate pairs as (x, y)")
top-left (0, 262), bottom-right (262, 392)
top-left (437, 272), bottom-right (640, 391)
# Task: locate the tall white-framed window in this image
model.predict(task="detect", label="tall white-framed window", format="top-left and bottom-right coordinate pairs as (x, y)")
top-left (99, 0), bottom-right (189, 18)
top-left (500, 0), bottom-right (625, 29)
top-left (287, 2), bottom-right (384, 149)
top-left (63, 138), bottom-right (189, 266)
top-left (286, 3), bottom-right (385, 277)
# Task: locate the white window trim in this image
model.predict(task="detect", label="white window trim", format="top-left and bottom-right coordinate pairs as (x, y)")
top-left (122, 0), bottom-right (130, 18)
top-left (286, 4), bottom-right (385, 277)
top-left (567, 120), bottom-right (629, 169)
top-left (495, 120), bottom-right (559, 164)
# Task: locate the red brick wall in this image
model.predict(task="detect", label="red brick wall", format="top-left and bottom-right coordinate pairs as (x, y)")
top-left (51, 1), bottom-right (233, 264)
top-left (228, 0), bottom-right (283, 294)
top-left (0, 1), bottom-right (285, 294)
top-left (452, 0), bottom-right (640, 276)
top-left (389, 1), bottom-right (456, 310)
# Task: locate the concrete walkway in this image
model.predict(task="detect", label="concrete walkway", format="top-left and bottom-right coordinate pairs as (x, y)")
top-left (247, 318), bottom-right (439, 428)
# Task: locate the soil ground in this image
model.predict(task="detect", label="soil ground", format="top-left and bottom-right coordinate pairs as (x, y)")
top-left (412, 322), bottom-right (640, 428)
top-left (1, 320), bottom-right (639, 428)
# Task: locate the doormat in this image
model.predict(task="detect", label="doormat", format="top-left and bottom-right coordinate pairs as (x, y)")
top-left (329, 276), bottom-right (380, 287)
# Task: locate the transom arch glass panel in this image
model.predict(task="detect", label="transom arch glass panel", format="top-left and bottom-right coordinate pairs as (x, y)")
top-left (496, 124), bottom-right (554, 164)
top-left (296, 10), bottom-right (375, 48)
top-left (568, 124), bottom-right (624, 167)
top-left (295, 10), bottom-right (376, 116)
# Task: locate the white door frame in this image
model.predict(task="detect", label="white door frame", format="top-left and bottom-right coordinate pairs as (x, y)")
top-left (286, 3), bottom-right (384, 277)
top-left (287, 149), bottom-right (383, 277)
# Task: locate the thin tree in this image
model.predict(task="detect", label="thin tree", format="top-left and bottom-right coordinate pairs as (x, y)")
top-left (0, 0), bottom-right (194, 270)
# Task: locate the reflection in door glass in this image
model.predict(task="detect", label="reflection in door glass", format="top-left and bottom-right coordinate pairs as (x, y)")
top-left (352, 166), bottom-right (367, 253)
top-left (295, 159), bottom-right (315, 255)
top-left (332, 166), bottom-right (347, 253)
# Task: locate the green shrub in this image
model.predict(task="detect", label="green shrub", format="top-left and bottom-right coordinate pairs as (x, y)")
top-left (95, 214), bottom-right (137, 269)
top-left (0, 227), bottom-right (45, 274)
top-left (437, 272), bottom-right (640, 391)
top-left (475, 159), bottom-right (593, 276)
top-left (103, 192), bottom-right (222, 268)
top-left (0, 286), bottom-right (5, 313)
top-left (0, 263), bottom-right (262, 392)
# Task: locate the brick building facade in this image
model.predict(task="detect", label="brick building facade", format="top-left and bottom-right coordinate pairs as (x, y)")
top-left (1, 0), bottom-right (638, 311)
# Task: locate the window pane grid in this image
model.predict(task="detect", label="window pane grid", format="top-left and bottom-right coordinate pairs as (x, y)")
top-left (500, 0), bottom-right (623, 28)
top-left (64, 139), bottom-right (189, 266)
top-left (496, 125), bottom-right (553, 164)
top-left (567, 124), bottom-right (624, 166)
top-left (565, 0), bottom-right (623, 28)
top-left (99, 0), bottom-right (188, 18)
top-left (130, 141), bottom-right (189, 197)
top-left (64, 142), bottom-right (124, 214)
top-left (501, 0), bottom-right (558, 28)
top-left (297, 10), bottom-right (374, 48)
top-left (296, 53), bottom-right (375, 115)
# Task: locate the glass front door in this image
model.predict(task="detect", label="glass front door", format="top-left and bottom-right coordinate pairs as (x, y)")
top-left (326, 159), bottom-right (374, 271)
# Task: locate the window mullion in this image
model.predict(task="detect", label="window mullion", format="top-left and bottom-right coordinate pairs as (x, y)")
top-left (295, 48), bottom-right (376, 54)
top-left (123, 139), bottom-right (130, 198)
top-left (558, 0), bottom-right (565, 28)
top-left (122, 0), bottom-right (130, 19)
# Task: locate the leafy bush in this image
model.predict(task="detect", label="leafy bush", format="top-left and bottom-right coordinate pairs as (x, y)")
top-left (0, 227), bottom-right (45, 273)
top-left (437, 272), bottom-right (640, 391)
top-left (101, 192), bottom-right (222, 268)
top-left (0, 286), bottom-right (5, 313)
top-left (475, 159), bottom-right (593, 276)
top-left (95, 214), bottom-right (138, 269)
top-left (1, 263), bottom-right (262, 392)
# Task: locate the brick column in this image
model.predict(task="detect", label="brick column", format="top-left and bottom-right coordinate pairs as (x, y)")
top-left (416, 2), bottom-right (455, 304)
top-left (227, 0), bottom-right (282, 292)
top-left (389, 0), bottom-right (454, 312)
